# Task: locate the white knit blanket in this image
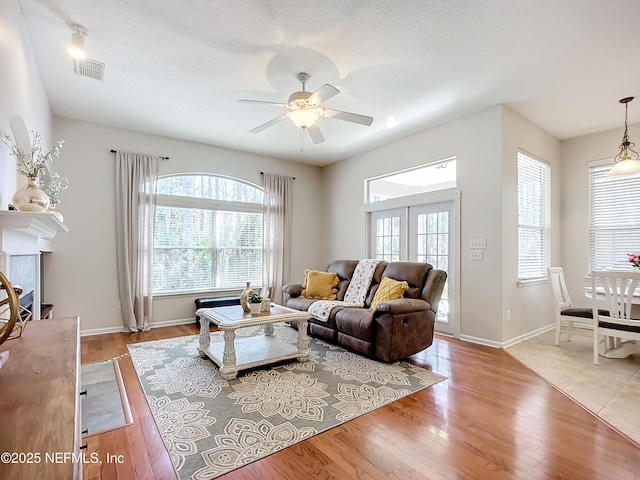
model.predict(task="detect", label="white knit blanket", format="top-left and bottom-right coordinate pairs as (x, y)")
top-left (307, 259), bottom-right (381, 322)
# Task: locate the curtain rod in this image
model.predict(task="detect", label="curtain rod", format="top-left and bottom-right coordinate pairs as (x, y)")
top-left (110, 149), bottom-right (169, 160)
top-left (260, 171), bottom-right (296, 180)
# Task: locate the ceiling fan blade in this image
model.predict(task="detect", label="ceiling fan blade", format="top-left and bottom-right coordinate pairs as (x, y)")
top-left (324, 108), bottom-right (373, 126)
top-left (249, 113), bottom-right (289, 133)
top-left (306, 84), bottom-right (340, 105)
top-left (307, 124), bottom-right (324, 144)
top-left (239, 99), bottom-right (289, 108)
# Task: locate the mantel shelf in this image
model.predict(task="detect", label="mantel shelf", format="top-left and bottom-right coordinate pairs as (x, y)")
top-left (0, 211), bottom-right (67, 321)
top-left (0, 210), bottom-right (69, 239)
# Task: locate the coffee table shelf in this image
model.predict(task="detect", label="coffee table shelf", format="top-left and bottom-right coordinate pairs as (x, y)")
top-left (196, 304), bottom-right (311, 379)
top-left (199, 334), bottom-right (300, 373)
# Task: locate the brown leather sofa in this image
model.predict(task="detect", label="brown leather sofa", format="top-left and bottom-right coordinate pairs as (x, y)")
top-left (282, 260), bottom-right (447, 362)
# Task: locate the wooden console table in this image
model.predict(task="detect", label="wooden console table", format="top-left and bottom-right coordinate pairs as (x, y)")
top-left (0, 316), bottom-right (82, 480)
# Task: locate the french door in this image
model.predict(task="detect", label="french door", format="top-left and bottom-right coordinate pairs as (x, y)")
top-left (370, 201), bottom-right (455, 335)
top-left (371, 208), bottom-right (406, 261)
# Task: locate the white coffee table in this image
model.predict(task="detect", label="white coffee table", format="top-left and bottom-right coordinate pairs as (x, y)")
top-left (196, 304), bottom-right (311, 379)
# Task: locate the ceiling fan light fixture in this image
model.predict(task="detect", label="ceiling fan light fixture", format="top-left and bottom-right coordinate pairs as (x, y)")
top-left (288, 108), bottom-right (320, 129)
top-left (240, 71), bottom-right (372, 144)
top-left (67, 24), bottom-right (88, 59)
top-left (606, 96), bottom-right (640, 176)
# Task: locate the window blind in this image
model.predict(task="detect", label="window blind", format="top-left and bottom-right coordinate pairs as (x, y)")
top-left (153, 174), bottom-right (263, 294)
top-left (154, 206), bottom-right (262, 293)
top-left (517, 152), bottom-right (551, 281)
top-left (589, 164), bottom-right (640, 271)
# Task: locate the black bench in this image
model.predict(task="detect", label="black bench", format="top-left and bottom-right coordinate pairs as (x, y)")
top-left (194, 297), bottom-right (241, 324)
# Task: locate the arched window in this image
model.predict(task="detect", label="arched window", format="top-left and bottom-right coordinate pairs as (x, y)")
top-left (153, 174), bottom-right (263, 294)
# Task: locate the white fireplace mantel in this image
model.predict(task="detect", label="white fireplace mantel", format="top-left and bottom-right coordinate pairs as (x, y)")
top-left (0, 211), bottom-right (69, 321)
top-left (0, 211), bottom-right (69, 254)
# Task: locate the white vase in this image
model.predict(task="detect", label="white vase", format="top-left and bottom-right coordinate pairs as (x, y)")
top-left (12, 177), bottom-right (50, 212)
top-left (249, 302), bottom-right (261, 314)
top-left (260, 286), bottom-right (271, 312)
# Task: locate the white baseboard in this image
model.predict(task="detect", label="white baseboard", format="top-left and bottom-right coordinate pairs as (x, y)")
top-left (149, 317), bottom-right (196, 329)
top-left (457, 323), bottom-right (556, 350)
top-left (458, 334), bottom-right (502, 349)
top-left (80, 317), bottom-right (196, 337)
top-left (501, 324), bottom-right (555, 349)
top-left (80, 326), bottom-right (127, 337)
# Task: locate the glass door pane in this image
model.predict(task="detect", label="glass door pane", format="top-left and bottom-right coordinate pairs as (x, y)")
top-left (370, 208), bottom-right (407, 261)
top-left (409, 202), bottom-right (453, 335)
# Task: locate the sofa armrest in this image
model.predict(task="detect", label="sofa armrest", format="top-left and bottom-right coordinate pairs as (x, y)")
top-left (373, 298), bottom-right (435, 362)
top-left (373, 298), bottom-right (431, 315)
top-left (421, 268), bottom-right (447, 314)
top-left (282, 283), bottom-right (304, 302)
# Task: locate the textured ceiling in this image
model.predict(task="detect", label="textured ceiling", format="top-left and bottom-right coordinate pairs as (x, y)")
top-left (17, 0), bottom-right (640, 166)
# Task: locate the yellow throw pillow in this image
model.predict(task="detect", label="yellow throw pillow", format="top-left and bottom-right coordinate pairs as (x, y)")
top-left (370, 276), bottom-right (409, 309)
top-left (301, 269), bottom-right (339, 300)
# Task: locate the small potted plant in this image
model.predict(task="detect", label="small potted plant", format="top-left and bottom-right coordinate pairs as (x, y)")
top-left (248, 291), bottom-right (263, 314)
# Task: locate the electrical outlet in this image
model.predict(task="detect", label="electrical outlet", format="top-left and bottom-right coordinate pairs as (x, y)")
top-left (469, 249), bottom-right (483, 261)
top-left (506, 310), bottom-right (511, 321)
top-left (470, 238), bottom-right (487, 249)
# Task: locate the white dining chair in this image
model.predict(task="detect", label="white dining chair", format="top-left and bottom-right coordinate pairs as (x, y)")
top-left (548, 267), bottom-right (601, 345)
top-left (591, 271), bottom-right (640, 365)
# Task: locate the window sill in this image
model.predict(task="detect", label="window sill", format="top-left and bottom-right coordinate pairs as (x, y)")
top-left (153, 288), bottom-right (246, 299)
top-left (517, 277), bottom-right (548, 287)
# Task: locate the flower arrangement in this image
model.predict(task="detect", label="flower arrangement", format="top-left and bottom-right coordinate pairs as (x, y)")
top-left (247, 291), bottom-right (263, 304)
top-left (45, 173), bottom-right (70, 207)
top-left (0, 130), bottom-right (65, 179)
top-left (628, 253), bottom-right (640, 268)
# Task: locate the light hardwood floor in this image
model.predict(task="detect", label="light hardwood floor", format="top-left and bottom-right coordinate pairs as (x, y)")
top-left (81, 325), bottom-right (640, 479)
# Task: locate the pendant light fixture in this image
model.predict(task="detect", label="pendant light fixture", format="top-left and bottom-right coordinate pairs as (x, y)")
top-left (67, 24), bottom-right (88, 59)
top-left (606, 97), bottom-right (640, 176)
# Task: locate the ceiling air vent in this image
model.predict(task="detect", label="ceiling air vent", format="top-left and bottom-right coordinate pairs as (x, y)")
top-left (73, 58), bottom-right (105, 80)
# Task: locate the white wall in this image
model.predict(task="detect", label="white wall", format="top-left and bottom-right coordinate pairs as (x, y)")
top-left (323, 106), bottom-right (506, 343)
top-left (49, 117), bottom-right (325, 333)
top-left (322, 105), bottom-right (562, 345)
top-left (561, 122), bottom-right (640, 309)
top-left (0, 0), bottom-right (52, 208)
top-left (501, 107), bottom-right (561, 342)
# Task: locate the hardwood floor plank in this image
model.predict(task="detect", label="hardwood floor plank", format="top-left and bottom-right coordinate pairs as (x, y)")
top-left (80, 325), bottom-right (640, 479)
top-left (112, 427), bottom-right (135, 479)
top-left (125, 425), bottom-right (154, 480)
top-left (82, 436), bottom-right (101, 480)
top-left (97, 431), bottom-right (117, 480)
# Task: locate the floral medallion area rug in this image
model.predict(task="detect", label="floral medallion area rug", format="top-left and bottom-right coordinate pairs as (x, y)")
top-left (128, 324), bottom-right (446, 480)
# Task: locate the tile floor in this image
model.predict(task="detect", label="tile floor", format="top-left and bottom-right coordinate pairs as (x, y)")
top-left (506, 327), bottom-right (640, 445)
top-left (81, 359), bottom-right (127, 435)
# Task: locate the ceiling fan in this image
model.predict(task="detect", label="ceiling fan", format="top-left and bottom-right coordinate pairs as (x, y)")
top-left (239, 72), bottom-right (373, 144)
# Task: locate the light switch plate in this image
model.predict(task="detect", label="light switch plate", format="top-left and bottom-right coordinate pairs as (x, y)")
top-left (470, 238), bottom-right (487, 249)
top-left (469, 250), bottom-right (483, 261)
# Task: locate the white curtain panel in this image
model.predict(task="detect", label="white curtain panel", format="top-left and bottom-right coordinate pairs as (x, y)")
top-left (115, 152), bottom-right (158, 331)
top-left (262, 173), bottom-right (293, 305)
